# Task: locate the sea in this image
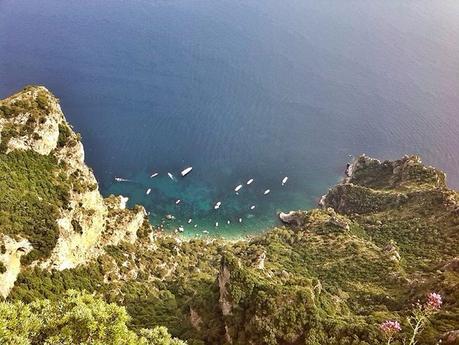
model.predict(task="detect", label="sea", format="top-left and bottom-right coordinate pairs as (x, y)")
top-left (1, 0), bottom-right (458, 238)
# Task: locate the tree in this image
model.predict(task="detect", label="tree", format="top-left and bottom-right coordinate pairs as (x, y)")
top-left (0, 290), bottom-right (186, 345)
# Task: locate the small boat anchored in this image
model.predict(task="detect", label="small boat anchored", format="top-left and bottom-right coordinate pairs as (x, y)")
top-left (150, 172), bottom-right (159, 178)
top-left (234, 184), bottom-right (243, 193)
top-left (168, 172), bottom-right (175, 181)
top-left (175, 199), bottom-right (181, 205)
top-left (246, 179), bottom-right (254, 185)
top-left (114, 177), bottom-right (130, 182)
top-left (214, 201), bottom-right (222, 210)
top-left (181, 166), bottom-right (193, 177)
top-left (264, 189), bottom-right (271, 195)
top-left (282, 176), bottom-right (288, 186)
top-left (146, 188), bottom-right (151, 195)
top-left (250, 205), bottom-right (256, 210)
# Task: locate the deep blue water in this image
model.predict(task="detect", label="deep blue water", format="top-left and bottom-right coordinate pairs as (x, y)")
top-left (1, 1), bottom-right (459, 238)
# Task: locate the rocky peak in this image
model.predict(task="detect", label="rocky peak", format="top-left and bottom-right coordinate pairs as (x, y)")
top-left (320, 154), bottom-right (451, 215)
top-left (346, 154), bottom-right (446, 190)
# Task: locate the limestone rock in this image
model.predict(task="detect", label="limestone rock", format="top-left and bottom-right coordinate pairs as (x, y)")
top-left (218, 262), bottom-right (232, 316)
top-left (0, 235), bottom-right (32, 298)
top-left (278, 211), bottom-right (305, 226)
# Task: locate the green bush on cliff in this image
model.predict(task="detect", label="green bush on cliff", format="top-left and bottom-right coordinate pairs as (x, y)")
top-left (57, 123), bottom-right (72, 147)
top-left (0, 150), bottom-right (70, 263)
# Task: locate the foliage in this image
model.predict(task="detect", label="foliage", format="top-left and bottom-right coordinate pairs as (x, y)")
top-left (0, 151), bottom-right (70, 263)
top-left (0, 290), bottom-right (186, 344)
top-left (57, 123), bottom-right (72, 148)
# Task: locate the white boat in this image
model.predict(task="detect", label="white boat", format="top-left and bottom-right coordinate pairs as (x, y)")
top-left (250, 205), bottom-right (256, 210)
top-left (227, 220), bottom-right (231, 224)
top-left (115, 177), bottom-right (129, 182)
top-left (214, 201), bottom-right (221, 209)
top-left (203, 230), bottom-right (209, 234)
top-left (264, 189), bottom-right (271, 195)
top-left (176, 199), bottom-right (181, 205)
top-left (215, 222), bottom-right (219, 227)
top-left (194, 224), bottom-right (197, 228)
top-left (146, 188), bottom-right (151, 195)
top-left (150, 172), bottom-right (159, 178)
top-left (181, 166), bottom-right (193, 177)
top-left (238, 218), bottom-right (242, 223)
top-left (282, 176), bottom-right (288, 186)
top-left (246, 179), bottom-right (254, 185)
top-left (168, 172), bottom-right (175, 180)
top-left (234, 184), bottom-right (243, 192)
top-left (188, 218), bottom-right (192, 224)
top-left (178, 226), bottom-right (184, 232)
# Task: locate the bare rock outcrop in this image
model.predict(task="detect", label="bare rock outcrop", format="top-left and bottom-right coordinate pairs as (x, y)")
top-left (0, 235), bottom-right (32, 298)
top-left (278, 211), bottom-right (305, 226)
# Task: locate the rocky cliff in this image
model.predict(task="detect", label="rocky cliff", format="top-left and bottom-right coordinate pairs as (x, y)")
top-left (0, 86), bottom-right (458, 345)
top-left (0, 86), bottom-right (148, 297)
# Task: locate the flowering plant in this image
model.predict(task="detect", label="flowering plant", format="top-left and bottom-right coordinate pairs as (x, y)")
top-left (380, 320), bottom-right (401, 345)
top-left (379, 292), bottom-right (443, 345)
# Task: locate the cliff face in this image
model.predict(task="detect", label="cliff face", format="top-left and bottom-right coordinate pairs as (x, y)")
top-left (0, 86), bottom-right (458, 345)
top-left (0, 86), bottom-right (148, 297)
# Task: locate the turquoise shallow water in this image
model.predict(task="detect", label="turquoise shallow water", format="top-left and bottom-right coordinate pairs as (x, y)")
top-left (1, 1), bottom-right (459, 237)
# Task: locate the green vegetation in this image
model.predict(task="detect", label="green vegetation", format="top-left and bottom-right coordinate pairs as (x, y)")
top-left (0, 150), bottom-right (70, 263)
top-left (0, 290), bottom-right (186, 344)
top-left (57, 123), bottom-right (72, 147)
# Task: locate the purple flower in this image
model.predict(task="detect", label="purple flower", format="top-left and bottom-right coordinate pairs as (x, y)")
top-left (425, 292), bottom-right (442, 310)
top-left (380, 320), bottom-right (402, 336)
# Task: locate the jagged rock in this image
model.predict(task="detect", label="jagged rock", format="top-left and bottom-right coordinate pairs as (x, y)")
top-left (327, 216), bottom-right (350, 231)
top-left (255, 252), bottom-right (266, 270)
top-left (218, 262), bottom-right (232, 316)
top-left (278, 211), bottom-right (305, 226)
top-left (0, 86), bottom-right (62, 155)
